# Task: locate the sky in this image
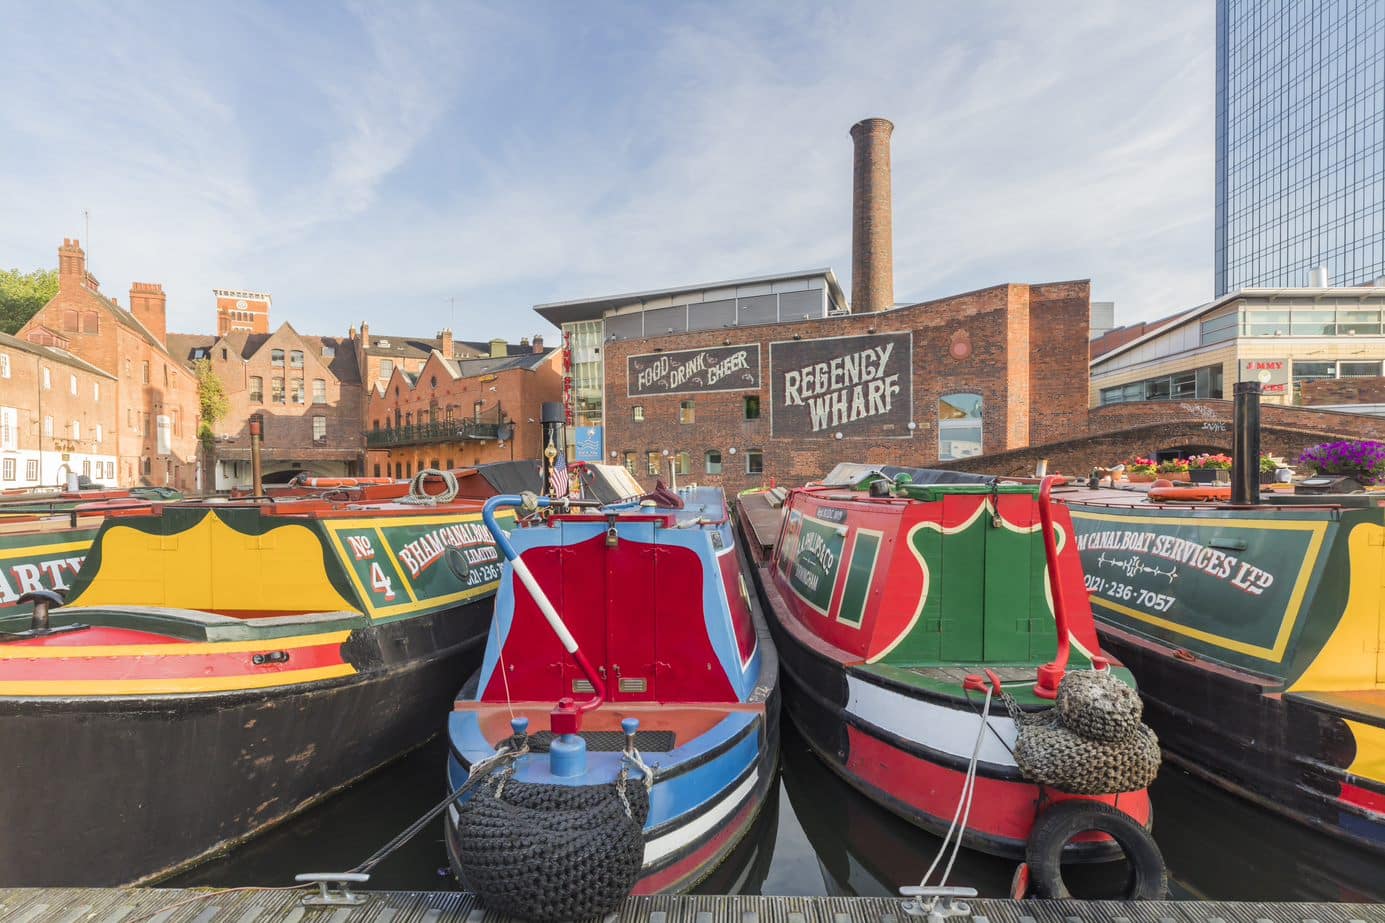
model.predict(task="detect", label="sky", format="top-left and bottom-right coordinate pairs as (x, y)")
top-left (0, 1), bottom-right (1215, 342)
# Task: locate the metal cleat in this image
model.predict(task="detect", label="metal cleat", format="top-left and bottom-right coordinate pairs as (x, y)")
top-left (899, 886), bottom-right (977, 922)
top-left (295, 871), bottom-right (371, 906)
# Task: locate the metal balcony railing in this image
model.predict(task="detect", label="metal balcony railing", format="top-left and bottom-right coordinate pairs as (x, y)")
top-left (365, 419), bottom-right (501, 448)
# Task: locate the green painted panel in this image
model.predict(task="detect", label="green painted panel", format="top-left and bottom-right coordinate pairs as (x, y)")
top-left (983, 524), bottom-right (1031, 661)
top-left (838, 531), bottom-right (881, 627)
top-left (939, 494), bottom-right (984, 661)
top-left (784, 511), bottom-right (847, 614)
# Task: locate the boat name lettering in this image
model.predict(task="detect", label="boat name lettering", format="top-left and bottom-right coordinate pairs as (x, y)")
top-left (815, 507), bottom-right (847, 523)
top-left (792, 563), bottom-right (820, 591)
top-left (346, 535), bottom-right (376, 560)
top-left (799, 531), bottom-right (837, 574)
top-left (1076, 529), bottom-right (1274, 596)
top-left (396, 523), bottom-right (499, 579)
top-left (0, 555), bottom-right (86, 605)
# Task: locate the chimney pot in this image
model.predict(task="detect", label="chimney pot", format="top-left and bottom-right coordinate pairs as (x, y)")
top-left (850, 117), bottom-right (895, 314)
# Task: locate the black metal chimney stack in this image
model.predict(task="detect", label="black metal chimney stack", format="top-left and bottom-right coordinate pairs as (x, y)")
top-left (540, 401), bottom-right (565, 496)
top-left (1231, 381), bottom-right (1262, 505)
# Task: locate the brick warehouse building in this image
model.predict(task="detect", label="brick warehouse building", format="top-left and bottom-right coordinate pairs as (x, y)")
top-left (535, 118), bottom-right (1092, 493)
top-left (17, 239), bottom-right (200, 490)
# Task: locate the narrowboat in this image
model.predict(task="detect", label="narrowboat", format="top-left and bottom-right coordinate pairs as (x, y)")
top-left (0, 471), bottom-right (517, 887)
top-left (445, 476), bottom-right (779, 919)
top-left (1062, 480), bottom-right (1385, 855)
top-left (738, 464), bottom-right (1165, 899)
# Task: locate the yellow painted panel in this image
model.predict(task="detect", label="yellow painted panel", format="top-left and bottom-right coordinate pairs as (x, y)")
top-left (73, 514), bottom-right (356, 615)
top-left (1345, 718), bottom-right (1385, 786)
top-left (1290, 523), bottom-right (1385, 692)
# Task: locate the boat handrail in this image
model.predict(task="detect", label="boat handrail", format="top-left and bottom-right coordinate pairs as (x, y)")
top-left (1034, 476), bottom-right (1074, 700)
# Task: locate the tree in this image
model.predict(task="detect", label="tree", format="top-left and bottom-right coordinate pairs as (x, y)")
top-left (194, 359), bottom-right (229, 443)
top-left (0, 267), bottom-right (58, 334)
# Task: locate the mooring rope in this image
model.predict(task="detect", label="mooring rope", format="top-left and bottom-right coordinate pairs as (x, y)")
top-left (399, 467), bottom-right (459, 505)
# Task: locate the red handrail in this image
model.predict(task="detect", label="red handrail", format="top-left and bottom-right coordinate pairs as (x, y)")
top-left (1034, 475), bottom-right (1071, 699)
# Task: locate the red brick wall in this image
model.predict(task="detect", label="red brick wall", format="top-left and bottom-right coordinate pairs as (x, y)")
top-left (0, 341), bottom-right (118, 486)
top-left (1300, 377), bottom-right (1385, 406)
top-left (602, 280), bottom-right (1092, 494)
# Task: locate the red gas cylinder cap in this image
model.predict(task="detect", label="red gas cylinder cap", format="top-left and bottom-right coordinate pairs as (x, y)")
top-left (551, 697), bottom-right (581, 736)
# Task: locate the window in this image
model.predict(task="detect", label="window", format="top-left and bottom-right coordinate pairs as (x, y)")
top-left (43, 416), bottom-right (52, 437)
top-left (938, 393), bottom-right (983, 461)
top-left (322, 345), bottom-right (335, 358)
top-left (290, 350), bottom-right (304, 368)
top-left (0, 407), bottom-right (15, 450)
top-left (312, 416), bottom-right (327, 440)
top-left (127, 408), bottom-right (134, 429)
top-left (373, 463), bottom-right (381, 477)
top-left (141, 361), bottom-right (150, 384)
top-left (92, 382), bottom-right (99, 401)
top-left (1, 458), bottom-right (12, 481)
top-left (70, 420), bottom-right (80, 440)
top-left (705, 450), bottom-right (722, 474)
top-left (379, 359), bottom-right (394, 378)
top-left (746, 450), bottom-right (764, 474)
top-left (82, 311), bottom-right (99, 334)
top-left (675, 451), bottom-right (691, 475)
top-left (271, 349), bottom-right (285, 367)
top-left (647, 451), bottom-right (660, 476)
top-left (680, 400), bottom-right (695, 423)
top-left (291, 379), bottom-right (305, 404)
top-left (271, 377), bottom-right (285, 404)
top-left (1200, 311), bottom-right (1239, 346)
top-left (94, 424), bottom-right (102, 443)
top-left (142, 457), bottom-right (151, 476)
top-left (313, 379), bottom-right (327, 403)
top-left (1339, 361), bottom-right (1383, 377)
top-left (0, 353), bottom-right (8, 378)
top-left (395, 462), bottom-right (402, 479)
top-left (623, 452), bottom-right (636, 474)
top-left (42, 367), bottom-right (51, 389)
top-left (249, 376), bottom-right (263, 402)
top-left (62, 308), bottom-right (78, 331)
top-left (744, 396), bottom-right (760, 420)
top-left (372, 419), bottom-right (380, 431)
top-left (632, 405), bottom-right (644, 422)
top-left (25, 459), bottom-right (38, 481)
top-left (81, 459), bottom-right (90, 478)
top-left (69, 373), bottom-right (77, 395)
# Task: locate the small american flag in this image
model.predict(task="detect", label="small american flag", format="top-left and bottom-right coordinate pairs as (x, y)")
top-left (550, 449), bottom-right (570, 498)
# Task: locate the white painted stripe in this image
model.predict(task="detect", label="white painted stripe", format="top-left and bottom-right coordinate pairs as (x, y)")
top-left (511, 556), bottom-right (579, 652)
top-left (642, 769), bottom-right (759, 865)
top-left (844, 675), bottom-right (1018, 767)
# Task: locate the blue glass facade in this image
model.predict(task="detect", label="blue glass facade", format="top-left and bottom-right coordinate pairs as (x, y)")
top-left (1215, 0), bottom-right (1385, 295)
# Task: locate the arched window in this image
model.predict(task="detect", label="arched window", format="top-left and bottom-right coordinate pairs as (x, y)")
top-left (271, 349), bottom-right (285, 367)
top-left (938, 393), bottom-right (983, 461)
top-left (289, 350), bottom-right (304, 368)
top-left (705, 450), bottom-right (722, 474)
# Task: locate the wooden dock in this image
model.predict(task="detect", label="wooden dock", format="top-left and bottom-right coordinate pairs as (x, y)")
top-left (1, 889), bottom-right (1380, 923)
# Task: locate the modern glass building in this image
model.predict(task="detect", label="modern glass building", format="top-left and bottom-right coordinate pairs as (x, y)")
top-left (1215, 1), bottom-right (1385, 295)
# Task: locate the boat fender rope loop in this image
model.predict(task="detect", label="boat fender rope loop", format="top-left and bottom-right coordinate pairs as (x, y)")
top-left (1004, 670), bottom-right (1160, 795)
top-left (400, 468), bottom-right (459, 505)
top-left (452, 774), bottom-right (650, 922)
top-left (1024, 799), bottom-right (1168, 900)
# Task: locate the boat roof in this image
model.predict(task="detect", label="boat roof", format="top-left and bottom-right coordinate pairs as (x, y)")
top-left (819, 462), bottom-right (997, 488)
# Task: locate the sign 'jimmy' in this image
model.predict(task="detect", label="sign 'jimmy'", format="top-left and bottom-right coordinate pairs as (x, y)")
top-left (770, 332), bottom-right (912, 437)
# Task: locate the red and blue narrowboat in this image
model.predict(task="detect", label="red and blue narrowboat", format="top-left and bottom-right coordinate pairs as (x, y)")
top-left (738, 464), bottom-right (1165, 899)
top-left (445, 479), bottom-right (778, 918)
top-left (0, 471), bottom-right (515, 887)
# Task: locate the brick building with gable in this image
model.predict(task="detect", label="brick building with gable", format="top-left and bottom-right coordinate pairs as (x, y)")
top-left (16, 239), bottom-right (200, 490)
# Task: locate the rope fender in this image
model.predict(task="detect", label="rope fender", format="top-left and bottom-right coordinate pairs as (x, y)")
top-left (452, 770), bottom-right (650, 922)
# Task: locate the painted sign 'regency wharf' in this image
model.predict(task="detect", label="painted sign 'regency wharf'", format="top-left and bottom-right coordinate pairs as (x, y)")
top-left (627, 345), bottom-right (761, 397)
top-left (770, 332), bottom-right (912, 437)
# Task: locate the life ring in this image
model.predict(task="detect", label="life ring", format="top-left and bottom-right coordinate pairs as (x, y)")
top-left (293, 476), bottom-right (393, 488)
top-left (1148, 484), bottom-right (1231, 502)
top-left (1025, 800), bottom-right (1167, 900)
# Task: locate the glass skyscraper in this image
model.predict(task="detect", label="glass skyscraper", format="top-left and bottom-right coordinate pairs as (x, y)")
top-left (1215, 1), bottom-right (1385, 295)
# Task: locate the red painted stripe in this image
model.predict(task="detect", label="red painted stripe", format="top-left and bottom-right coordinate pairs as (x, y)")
top-left (845, 726), bottom-right (1151, 846)
top-left (632, 788), bottom-right (760, 894)
top-left (6, 626), bottom-right (181, 647)
top-left (1340, 781), bottom-right (1385, 816)
top-left (0, 643), bottom-right (346, 681)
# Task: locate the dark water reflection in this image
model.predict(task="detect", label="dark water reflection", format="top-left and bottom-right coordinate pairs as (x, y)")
top-left (170, 723), bottom-right (1385, 902)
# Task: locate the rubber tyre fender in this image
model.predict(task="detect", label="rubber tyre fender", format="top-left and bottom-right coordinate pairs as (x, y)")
top-left (1025, 800), bottom-right (1167, 900)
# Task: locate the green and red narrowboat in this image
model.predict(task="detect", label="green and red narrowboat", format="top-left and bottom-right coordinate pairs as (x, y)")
top-left (738, 464), bottom-right (1163, 894)
top-left (0, 477), bottom-right (516, 887)
top-left (1062, 482), bottom-right (1385, 854)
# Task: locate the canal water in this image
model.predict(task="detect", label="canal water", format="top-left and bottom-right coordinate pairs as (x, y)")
top-left (170, 721), bottom-right (1385, 902)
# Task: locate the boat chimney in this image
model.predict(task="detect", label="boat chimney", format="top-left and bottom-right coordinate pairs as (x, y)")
top-left (1231, 381), bottom-right (1261, 505)
top-left (540, 401), bottom-right (565, 496)
top-left (249, 414), bottom-right (265, 497)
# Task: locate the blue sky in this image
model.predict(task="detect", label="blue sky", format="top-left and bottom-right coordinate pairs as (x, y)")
top-left (0, 2), bottom-right (1214, 341)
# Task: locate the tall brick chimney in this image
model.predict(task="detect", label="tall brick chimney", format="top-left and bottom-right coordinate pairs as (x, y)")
top-left (439, 327), bottom-right (453, 359)
top-left (129, 282), bottom-right (168, 345)
top-left (850, 118), bottom-right (895, 313)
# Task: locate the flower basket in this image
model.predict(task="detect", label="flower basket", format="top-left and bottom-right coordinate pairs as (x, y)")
top-left (1298, 440), bottom-right (1385, 486)
top-left (1189, 468), bottom-right (1227, 484)
top-left (1127, 472), bottom-right (1156, 483)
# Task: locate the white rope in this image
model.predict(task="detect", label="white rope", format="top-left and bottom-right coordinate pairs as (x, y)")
top-left (913, 685), bottom-right (993, 907)
top-left (400, 467), bottom-right (459, 505)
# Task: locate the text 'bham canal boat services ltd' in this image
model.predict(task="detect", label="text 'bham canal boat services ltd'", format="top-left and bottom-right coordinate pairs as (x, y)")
top-left (737, 465), bottom-right (1167, 901)
top-left (0, 465), bottom-right (527, 887)
top-left (444, 471), bottom-right (778, 921)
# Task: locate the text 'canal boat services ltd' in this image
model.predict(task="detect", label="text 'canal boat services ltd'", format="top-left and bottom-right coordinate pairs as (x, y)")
top-left (1061, 388), bottom-right (1385, 855)
top-left (737, 464), bottom-right (1166, 901)
top-left (445, 471), bottom-right (778, 921)
top-left (0, 466), bottom-right (524, 887)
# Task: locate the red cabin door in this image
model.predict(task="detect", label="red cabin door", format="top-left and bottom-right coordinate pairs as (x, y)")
top-left (605, 521), bottom-right (657, 701)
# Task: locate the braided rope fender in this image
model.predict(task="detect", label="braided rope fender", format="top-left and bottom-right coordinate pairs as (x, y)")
top-left (452, 778), bottom-right (650, 921)
top-left (1009, 670), bottom-right (1161, 795)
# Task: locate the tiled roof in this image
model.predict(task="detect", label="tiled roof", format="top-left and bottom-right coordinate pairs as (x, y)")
top-left (166, 326), bottom-right (362, 384)
top-left (363, 334), bottom-right (536, 360)
top-left (0, 331), bottom-right (118, 379)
